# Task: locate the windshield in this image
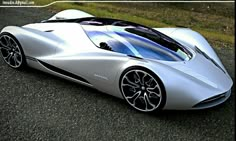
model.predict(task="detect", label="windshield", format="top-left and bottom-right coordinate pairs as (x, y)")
top-left (81, 19), bottom-right (192, 61)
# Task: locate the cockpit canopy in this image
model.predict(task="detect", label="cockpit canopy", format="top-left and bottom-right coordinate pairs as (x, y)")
top-left (80, 18), bottom-right (192, 61)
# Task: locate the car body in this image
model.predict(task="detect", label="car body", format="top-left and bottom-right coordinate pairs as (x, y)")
top-left (0, 9), bottom-right (233, 112)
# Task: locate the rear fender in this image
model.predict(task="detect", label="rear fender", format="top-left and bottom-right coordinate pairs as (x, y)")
top-left (1, 26), bottom-right (59, 58)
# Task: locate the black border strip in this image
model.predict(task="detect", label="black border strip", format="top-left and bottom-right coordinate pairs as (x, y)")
top-left (38, 60), bottom-right (90, 84)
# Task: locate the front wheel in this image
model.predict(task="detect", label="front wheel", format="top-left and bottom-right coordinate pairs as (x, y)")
top-left (120, 67), bottom-right (166, 112)
top-left (0, 33), bottom-right (26, 69)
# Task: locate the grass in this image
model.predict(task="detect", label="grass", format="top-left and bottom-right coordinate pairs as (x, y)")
top-left (35, 1), bottom-right (235, 45)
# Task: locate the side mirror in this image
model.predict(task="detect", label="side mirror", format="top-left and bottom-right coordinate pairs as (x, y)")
top-left (99, 42), bottom-right (112, 51)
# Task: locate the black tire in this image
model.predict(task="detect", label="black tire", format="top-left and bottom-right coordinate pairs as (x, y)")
top-left (119, 66), bottom-right (166, 112)
top-left (0, 32), bottom-right (26, 69)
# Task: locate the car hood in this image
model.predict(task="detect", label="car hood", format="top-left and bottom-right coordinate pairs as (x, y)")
top-left (162, 53), bottom-right (233, 92)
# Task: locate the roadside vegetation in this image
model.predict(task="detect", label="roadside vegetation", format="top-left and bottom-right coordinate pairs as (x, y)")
top-left (36, 1), bottom-right (235, 48)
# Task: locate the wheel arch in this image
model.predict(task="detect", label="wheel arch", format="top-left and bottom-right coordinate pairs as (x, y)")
top-left (1, 27), bottom-right (25, 52)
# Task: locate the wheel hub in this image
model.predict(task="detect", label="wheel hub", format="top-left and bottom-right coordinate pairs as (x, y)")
top-left (141, 86), bottom-right (145, 90)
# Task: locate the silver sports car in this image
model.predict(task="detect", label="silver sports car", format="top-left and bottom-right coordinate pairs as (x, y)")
top-left (0, 9), bottom-right (233, 112)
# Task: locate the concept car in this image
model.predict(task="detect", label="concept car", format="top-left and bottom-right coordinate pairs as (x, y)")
top-left (0, 10), bottom-right (233, 112)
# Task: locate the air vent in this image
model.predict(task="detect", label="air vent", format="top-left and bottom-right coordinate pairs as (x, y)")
top-left (193, 93), bottom-right (226, 108)
top-left (44, 30), bottom-right (54, 32)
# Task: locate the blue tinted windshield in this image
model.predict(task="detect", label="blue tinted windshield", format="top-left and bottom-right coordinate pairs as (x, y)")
top-left (82, 22), bottom-right (191, 61)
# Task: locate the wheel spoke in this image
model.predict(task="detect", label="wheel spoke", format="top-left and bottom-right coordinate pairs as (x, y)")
top-left (141, 72), bottom-right (147, 85)
top-left (0, 45), bottom-right (10, 51)
top-left (142, 95), bottom-right (148, 110)
top-left (126, 91), bottom-right (141, 99)
top-left (147, 86), bottom-right (161, 98)
top-left (13, 54), bottom-right (21, 65)
top-left (144, 93), bottom-right (156, 108)
top-left (4, 53), bottom-right (13, 63)
top-left (127, 91), bottom-right (142, 105)
top-left (12, 54), bottom-right (18, 65)
top-left (15, 56), bottom-right (21, 64)
top-left (129, 87), bottom-right (136, 93)
top-left (14, 48), bottom-right (21, 54)
top-left (11, 42), bottom-right (18, 49)
top-left (134, 71), bottom-right (141, 84)
top-left (15, 52), bottom-right (21, 58)
top-left (0, 41), bottom-right (10, 50)
top-left (124, 76), bottom-right (139, 88)
top-left (5, 36), bottom-right (14, 48)
top-left (4, 36), bottom-right (11, 47)
top-left (145, 77), bottom-right (153, 86)
top-left (122, 84), bottom-right (138, 90)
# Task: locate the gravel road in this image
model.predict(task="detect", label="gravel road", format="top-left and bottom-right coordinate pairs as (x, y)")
top-left (0, 7), bottom-right (235, 141)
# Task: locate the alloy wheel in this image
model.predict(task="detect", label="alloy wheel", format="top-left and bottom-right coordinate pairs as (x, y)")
top-left (0, 34), bottom-right (23, 68)
top-left (120, 69), bottom-right (163, 112)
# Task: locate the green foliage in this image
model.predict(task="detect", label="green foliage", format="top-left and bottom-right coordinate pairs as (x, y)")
top-left (36, 1), bottom-right (235, 45)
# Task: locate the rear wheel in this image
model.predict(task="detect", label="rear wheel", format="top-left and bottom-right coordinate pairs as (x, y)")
top-left (120, 67), bottom-right (166, 112)
top-left (0, 33), bottom-right (26, 69)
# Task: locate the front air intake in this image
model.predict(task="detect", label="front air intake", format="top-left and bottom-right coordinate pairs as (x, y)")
top-left (193, 93), bottom-right (227, 108)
